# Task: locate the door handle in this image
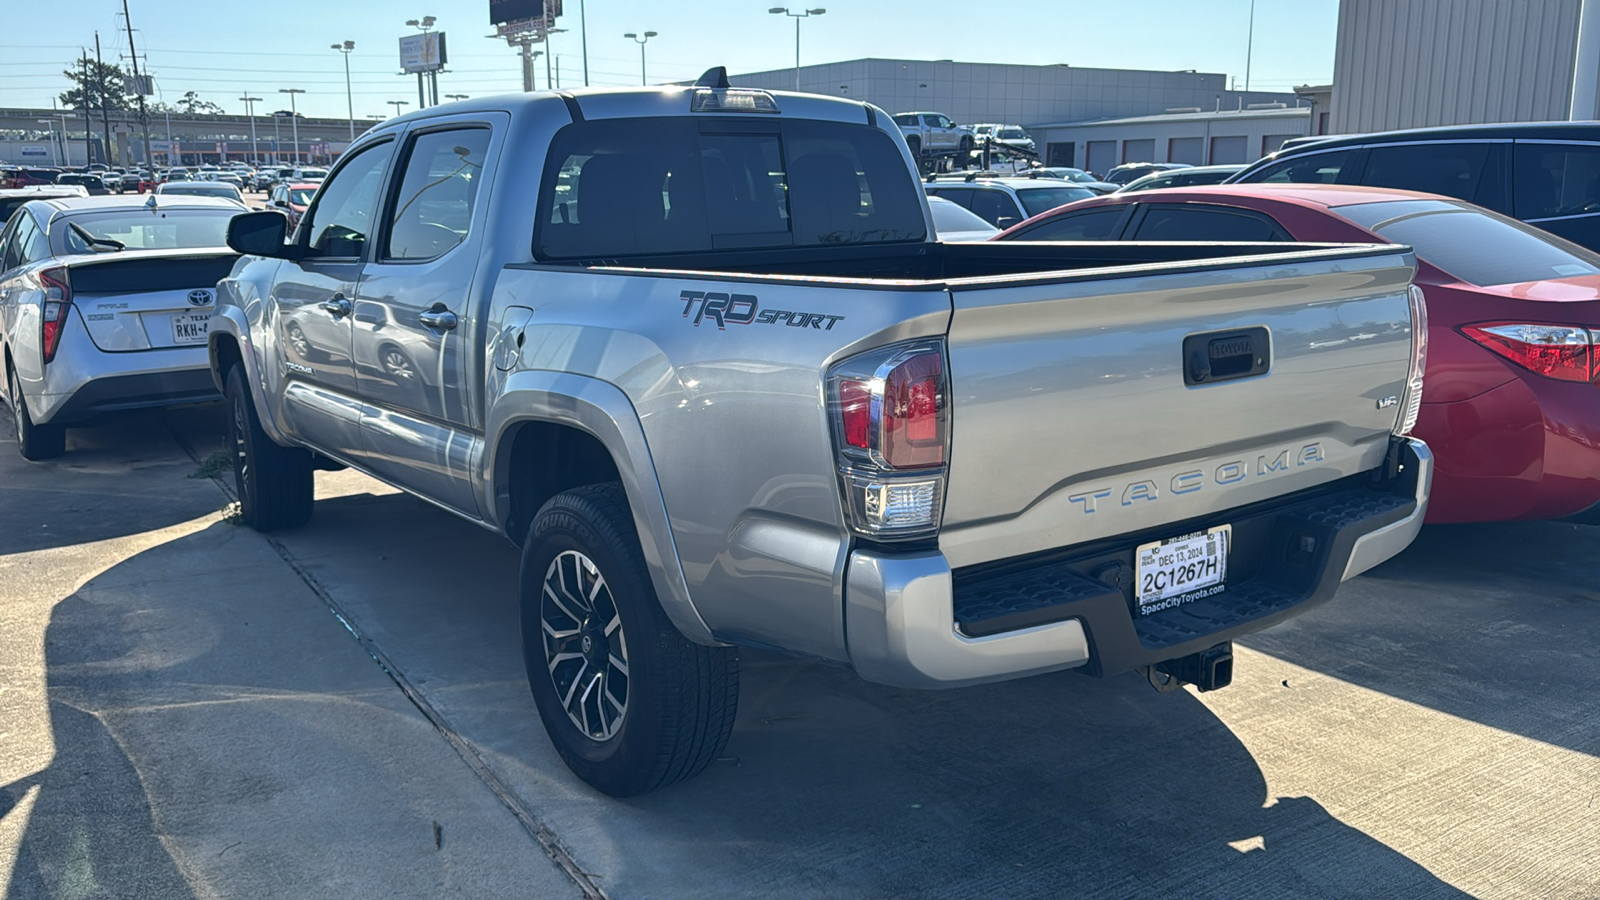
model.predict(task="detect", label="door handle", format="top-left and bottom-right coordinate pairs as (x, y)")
top-left (418, 306), bottom-right (458, 331)
top-left (319, 294), bottom-right (352, 318)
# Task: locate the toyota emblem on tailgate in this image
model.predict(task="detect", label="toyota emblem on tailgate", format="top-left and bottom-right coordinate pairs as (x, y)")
top-left (188, 289), bottom-right (214, 307)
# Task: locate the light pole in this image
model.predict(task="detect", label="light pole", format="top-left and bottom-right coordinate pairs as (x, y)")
top-left (623, 31), bottom-right (657, 86)
top-left (446, 93), bottom-right (469, 102)
top-left (768, 8), bottom-right (825, 91)
top-left (1244, 0), bottom-right (1256, 92)
top-left (279, 88), bottom-right (305, 166)
top-left (388, 100), bottom-right (410, 118)
top-left (239, 94), bottom-right (262, 165)
top-left (36, 120), bottom-right (60, 166)
top-left (332, 41), bottom-right (356, 141)
top-left (406, 17), bottom-right (438, 109)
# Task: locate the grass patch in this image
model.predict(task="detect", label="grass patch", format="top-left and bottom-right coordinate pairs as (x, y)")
top-left (190, 450), bottom-right (234, 479)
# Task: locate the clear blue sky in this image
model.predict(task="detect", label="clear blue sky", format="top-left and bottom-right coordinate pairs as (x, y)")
top-left (0, 0), bottom-right (1338, 119)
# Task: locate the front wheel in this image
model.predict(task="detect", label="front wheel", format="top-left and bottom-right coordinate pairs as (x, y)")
top-left (521, 483), bottom-right (738, 797)
top-left (225, 365), bottom-right (313, 530)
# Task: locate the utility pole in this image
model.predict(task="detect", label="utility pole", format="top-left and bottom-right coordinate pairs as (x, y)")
top-left (95, 33), bottom-right (115, 166)
top-left (120, 0), bottom-right (155, 173)
top-left (270, 112), bottom-right (281, 164)
top-left (580, 0), bottom-right (589, 86)
top-left (239, 94), bottom-right (262, 164)
top-left (80, 51), bottom-right (94, 166)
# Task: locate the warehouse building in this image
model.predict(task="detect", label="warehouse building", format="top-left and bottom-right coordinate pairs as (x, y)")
top-left (729, 58), bottom-right (1294, 133)
top-left (1027, 106), bottom-right (1311, 172)
top-left (1331, 0), bottom-right (1600, 132)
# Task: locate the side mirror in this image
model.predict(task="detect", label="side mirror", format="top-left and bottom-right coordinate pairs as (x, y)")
top-left (996, 216), bottom-right (1020, 229)
top-left (227, 210), bottom-right (297, 259)
top-left (273, 199), bottom-right (288, 208)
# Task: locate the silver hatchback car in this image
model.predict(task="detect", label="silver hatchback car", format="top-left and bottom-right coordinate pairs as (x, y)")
top-left (0, 194), bottom-right (242, 458)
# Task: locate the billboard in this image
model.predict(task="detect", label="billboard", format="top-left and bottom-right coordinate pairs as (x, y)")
top-left (399, 32), bottom-right (448, 73)
top-left (124, 74), bottom-right (153, 96)
top-left (490, 0), bottom-right (544, 25)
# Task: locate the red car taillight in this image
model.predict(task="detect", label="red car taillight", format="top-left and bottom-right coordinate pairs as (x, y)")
top-left (1461, 322), bottom-right (1594, 383)
top-left (39, 267), bottom-right (72, 364)
top-left (828, 340), bottom-right (949, 540)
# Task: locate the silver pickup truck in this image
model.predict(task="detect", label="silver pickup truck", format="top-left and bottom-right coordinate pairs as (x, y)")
top-left (209, 71), bottom-right (1431, 797)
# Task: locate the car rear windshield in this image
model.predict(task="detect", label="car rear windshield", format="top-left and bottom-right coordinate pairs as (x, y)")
top-left (536, 117), bottom-right (927, 259)
top-left (1336, 199), bottom-right (1600, 286)
top-left (1015, 185), bottom-right (1097, 217)
top-left (54, 208), bottom-right (236, 254)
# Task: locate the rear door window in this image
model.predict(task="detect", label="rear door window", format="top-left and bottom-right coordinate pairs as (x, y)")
top-left (966, 190), bottom-right (1024, 228)
top-left (1132, 205), bottom-right (1287, 242)
top-left (1360, 142), bottom-right (1489, 202)
top-left (1244, 149), bottom-right (1352, 184)
top-left (1008, 206), bottom-right (1130, 241)
top-left (926, 188), bottom-right (974, 209)
top-left (383, 127), bottom-right (490, 261)
top-left (536, 117), bottom-right (926, 259)
top-left (1514, 142), bottom-right (1600, 220)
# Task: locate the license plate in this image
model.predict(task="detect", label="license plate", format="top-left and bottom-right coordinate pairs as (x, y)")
top-left (1134, 525), bottom-right (1230, 614)
top-left (171, 313), bottom-right (212, 345)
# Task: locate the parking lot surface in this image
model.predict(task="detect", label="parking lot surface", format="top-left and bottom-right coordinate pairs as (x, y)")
top-left (2, 404), bottom-right (1597, 899)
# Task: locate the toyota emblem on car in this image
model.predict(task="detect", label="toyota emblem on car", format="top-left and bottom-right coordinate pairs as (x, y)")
top-left (188, 289), bottom-right (214, 307)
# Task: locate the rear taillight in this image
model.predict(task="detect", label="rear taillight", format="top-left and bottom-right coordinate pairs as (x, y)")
top-left (1394, 284), bottom-right (1429, 436)
top-left (827, 340), bottom-right (949, 540)
top-left (39, 267), bottom-right (72, 364)
top-left (1462, 322), bottom-right (1594, 383)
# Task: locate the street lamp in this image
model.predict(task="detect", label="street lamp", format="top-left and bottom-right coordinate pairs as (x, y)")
top-left (279, 88), bottom-right (305, 166)
top-left (768, 7), bottom-right (825, 91)
top-left (387, 100), bottom-right (410, 118)
top-left (238, 94), bottom-right (262, 165)
top-left (446, 93), bottom-right (469, 102)
top-left (623, 31), bottom-right (657, 86)
top-left (332, 41), bottom-right (356, 142)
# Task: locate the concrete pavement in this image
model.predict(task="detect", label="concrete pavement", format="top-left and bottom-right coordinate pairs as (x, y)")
top-left (2, 404), bottom-right (1598, 898)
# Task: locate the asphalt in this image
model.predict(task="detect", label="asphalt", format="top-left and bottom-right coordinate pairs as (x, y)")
top-left (2, 403), bottom-right (1597, 898)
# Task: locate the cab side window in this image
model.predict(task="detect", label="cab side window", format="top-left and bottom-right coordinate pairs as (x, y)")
top-left (301, 140), bottom-right (394, 259)
top-left (967, 190), bottom-right (1023, 229)
top-left (384, 128), bottom-right (490, 261)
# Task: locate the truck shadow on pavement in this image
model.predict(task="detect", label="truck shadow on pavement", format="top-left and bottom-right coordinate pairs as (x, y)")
top-left (264, 486), bottom-right (1474, 899)
top-left (1243, 520), bottom-right (1600, 758)
top-left (0, 404), bottom-right (227, 557)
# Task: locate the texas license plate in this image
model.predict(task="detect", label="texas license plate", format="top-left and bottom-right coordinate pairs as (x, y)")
top-left (1134, 525), bottom-right (1230, 614)
top-left (171, 313), bottom-right (211, 345)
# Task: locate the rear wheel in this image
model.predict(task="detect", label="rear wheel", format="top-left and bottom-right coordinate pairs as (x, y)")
top-left (521, 483), bottom-right (739, 797)
top-left (8, 365), bottom-right (65, 461)
top-left (225, 365), bottom-right (313, 530)
top-left (906, 136), bottom-right (922, 158)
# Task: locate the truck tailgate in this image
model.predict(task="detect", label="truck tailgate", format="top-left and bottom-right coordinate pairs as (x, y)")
top-left (939, 247), bottom-right (1417, 569)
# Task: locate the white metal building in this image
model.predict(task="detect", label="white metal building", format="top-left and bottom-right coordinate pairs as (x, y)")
top-left (1027, 107), bottom-right (1311, 174)
top-left (729, 58), bottom-right (1294, 135)
top-left (1330, 0), bottom-right (1598, 133)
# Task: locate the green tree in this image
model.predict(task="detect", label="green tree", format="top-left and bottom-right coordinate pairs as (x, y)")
top-left (59, 59), bottom-right (131, 111)
top-left (176, 91), bottom-right (225, 115)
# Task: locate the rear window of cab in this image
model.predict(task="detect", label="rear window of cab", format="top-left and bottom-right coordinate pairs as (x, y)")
top-left (535, 117), bottom-right (927, 259)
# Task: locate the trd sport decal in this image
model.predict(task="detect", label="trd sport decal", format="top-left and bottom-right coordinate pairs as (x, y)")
top-left (677, 290), bottom-right (845, 331)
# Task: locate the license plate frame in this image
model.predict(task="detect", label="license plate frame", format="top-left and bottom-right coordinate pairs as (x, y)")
top-left (1134, 525), bottom-right (1230, 615)
top-left (170, 312), bottom-right (212, 345)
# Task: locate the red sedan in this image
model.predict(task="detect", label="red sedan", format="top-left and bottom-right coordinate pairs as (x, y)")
top-left (996, 184), bottom-right (1600, 524)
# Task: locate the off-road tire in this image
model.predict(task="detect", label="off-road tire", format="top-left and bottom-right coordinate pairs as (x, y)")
top-left (225, 364), bottom-right (313, 530)
top-left (906, 136), bottom-right (922, 158)
top-left (521, 482), bottom-right (739, 797)
top-left (8, 365), bottom-right (65, 461)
